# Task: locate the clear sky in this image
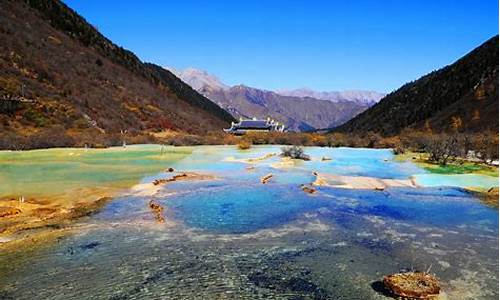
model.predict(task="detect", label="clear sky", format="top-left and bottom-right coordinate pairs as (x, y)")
top-left (64, 0), bottom-right (498, 93)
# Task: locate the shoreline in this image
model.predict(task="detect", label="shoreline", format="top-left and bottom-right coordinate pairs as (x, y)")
top-left (0, 171), bottom-right (217, 246)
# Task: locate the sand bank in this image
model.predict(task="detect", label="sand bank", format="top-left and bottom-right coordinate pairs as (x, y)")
top-left (225, 152), bottom-right (277, 164)
top-left (312, 172), bottom-right (417, 190)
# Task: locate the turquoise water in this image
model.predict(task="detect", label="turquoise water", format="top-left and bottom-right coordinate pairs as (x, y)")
top-left (0, 145), bottom-right (498, 299)
top-left (414, 173), bottom-right (499, 189)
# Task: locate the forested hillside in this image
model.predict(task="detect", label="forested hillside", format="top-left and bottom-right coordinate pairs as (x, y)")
top-left (335, 35), bottom-right (499, 135)
top-left (0, 0), bottom-right (234, 149)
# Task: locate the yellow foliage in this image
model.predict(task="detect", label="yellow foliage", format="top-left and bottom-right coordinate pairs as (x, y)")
top-left (237, 139), bottom-right (252, 150)
top-left (450, 116), bottom-right (463, 130)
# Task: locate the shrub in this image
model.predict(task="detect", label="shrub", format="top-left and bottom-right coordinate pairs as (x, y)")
top-left (237, 139), bottom-right (251, 150)
top-left (281, 145), bottom-right (310, 160)
top-left (423, 134), bottom-right (458, 165)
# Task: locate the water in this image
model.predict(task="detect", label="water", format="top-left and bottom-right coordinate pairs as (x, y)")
top-left (414, 173), bottom-right (499, 189)
top-left (0, 145), bottom-right (498, 299)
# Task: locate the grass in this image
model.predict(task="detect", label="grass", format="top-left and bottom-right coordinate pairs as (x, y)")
top-left (395, 152), bottom-right (499, 177)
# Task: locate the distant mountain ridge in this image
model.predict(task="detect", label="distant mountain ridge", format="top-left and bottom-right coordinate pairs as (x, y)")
top-left (335, 35), bottom-right (499, 135)
top-left (276, 88), bottom-right (385, 105)
top-left (169, 67), bottom-right (383, 131)
top-left (168, 67), bottom-right (229, 91)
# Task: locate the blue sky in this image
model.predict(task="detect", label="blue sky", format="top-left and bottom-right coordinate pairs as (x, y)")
top-left (64, 0), bottom-right (498, 93)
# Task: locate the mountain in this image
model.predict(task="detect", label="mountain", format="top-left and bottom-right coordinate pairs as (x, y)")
top-left (201, 84), bottom-right (370, 131)
top-left (0, 0), bottom-right (234, 148)
top-left (276, 88), bottom-right (385, 105)
top-left (169, 67), bottom-right (229, 91)
top-left (335, 35), bottom-right (499, 135)
top-left (170, 67), bottom-right (378, 131)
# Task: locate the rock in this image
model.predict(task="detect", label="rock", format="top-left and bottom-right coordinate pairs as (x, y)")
top-left (383, 272), bottom-right (440, 299)
top-left (301, 185), bottom-right (317, 194)
top-left (153, 173), bottom-right (189, 185)
top-left (261, 174), bottom-right (273, 184)
top-left (149, 200), bottom-right (165, 223)
top-left (321, 157), bottom-right (332, 161)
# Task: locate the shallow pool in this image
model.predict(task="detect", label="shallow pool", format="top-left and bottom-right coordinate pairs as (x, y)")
top-left (0, 145), bottom-right (497, 299)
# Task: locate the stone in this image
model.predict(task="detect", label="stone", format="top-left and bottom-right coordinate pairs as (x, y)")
top-left (301, 185), bottom-right (317, 194)
top-left (149, 200), bottom-right (165, 223)
top-left (383, 272), bottom-right (440, 299)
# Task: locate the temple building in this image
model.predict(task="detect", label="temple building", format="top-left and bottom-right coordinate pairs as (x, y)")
top-left (224, 117), bottom-right (285, 135)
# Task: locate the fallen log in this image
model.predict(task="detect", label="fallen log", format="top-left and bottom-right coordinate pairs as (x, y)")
top-left (260, 173), bottom-right (273, 184)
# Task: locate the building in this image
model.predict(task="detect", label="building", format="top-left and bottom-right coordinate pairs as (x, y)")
top-left (224, 117), bottom-right (285, 135)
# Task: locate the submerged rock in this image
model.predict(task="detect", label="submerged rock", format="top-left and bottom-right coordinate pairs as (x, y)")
top-left (383, 272), bottom-right (440, 299)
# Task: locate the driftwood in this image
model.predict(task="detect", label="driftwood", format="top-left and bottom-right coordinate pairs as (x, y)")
top-left (383, 272), bottom-right (440, 299)
top-left (260, 173), bottom-right (273, 184)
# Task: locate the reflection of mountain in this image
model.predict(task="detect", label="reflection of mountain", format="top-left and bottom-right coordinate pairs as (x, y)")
top-left (170, 67), bottom-right (382, 131)
top-left (336, 35), bottom-right (499, 135)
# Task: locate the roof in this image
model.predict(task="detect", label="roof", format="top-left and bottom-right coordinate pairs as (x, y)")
top-left (236, 120), bottom-right (271, 129)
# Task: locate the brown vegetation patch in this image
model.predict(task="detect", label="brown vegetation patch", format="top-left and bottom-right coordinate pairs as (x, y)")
top-left (32, 207), bottom-right (59, 218)
top-left (25, 198), bottom-right (52, 205)
top-left (0, 207), bottom-right (21, 218)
